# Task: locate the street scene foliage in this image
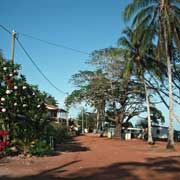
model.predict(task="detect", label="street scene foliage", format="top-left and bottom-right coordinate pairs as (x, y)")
top-left (0, 0), bottom-right (180, 161)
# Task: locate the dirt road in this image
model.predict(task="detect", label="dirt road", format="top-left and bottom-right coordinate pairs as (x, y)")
top-left (1, 134), bottom-right (180, 180)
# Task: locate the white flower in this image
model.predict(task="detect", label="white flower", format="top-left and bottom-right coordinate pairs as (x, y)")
top-left (37, 104), bottom-right (41, 108)
top-left (3, 67), bottom-right (7, 71)
top-left (1, 108), bottom-right (6, 112)
top-left (6, 90), bottom-right (11, 94)
top-left (22, 86), bottom-right (27, 90)
top-left (9, 73), bottom-right (13, 77)
top-left (1, 97), bottom-right (5, 102)
top-left (14, 102), bottom-right (17, 106)
top-left (14, 86), bottom-right (18, 90)
top-left (23, 104), bottom-right (27, 107)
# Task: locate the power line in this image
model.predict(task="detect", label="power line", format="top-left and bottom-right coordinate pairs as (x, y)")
top-left (1, 24), bottom-right (91, 56)
top-left (0, 24), bottom-right (11, 34)
top-left (16, 38), bottom-right (67, 95)
top-left (0, 24), bottom-right (68, 95)
top-left (19, 32), bottom-right (91, 56)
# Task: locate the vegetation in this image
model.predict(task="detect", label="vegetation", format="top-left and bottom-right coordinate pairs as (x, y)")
top-left (123, 0), bottom-right (180, 149)
top-left (66, 0), bottom-right (180, 149)
top-left (1, 0), bottom-right (180, 154)
top-left (0, 52), bottom-right (69, 157)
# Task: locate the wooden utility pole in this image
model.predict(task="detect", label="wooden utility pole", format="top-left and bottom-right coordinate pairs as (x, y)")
top-left (10, 30), bottom-right (16, 63)
top-left (81, 108), bottom-right (84, 134)
top-left (66, 111), bottom-right (69, 127)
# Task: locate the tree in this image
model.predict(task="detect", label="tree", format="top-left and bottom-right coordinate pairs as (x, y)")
top-left (118, 27), bottom-right (155, 143)
top-left (136, 106), bottom-right (165, 128)
top-left (89, 48), bottom-right (146, 139)
top-left (105, 79), bottom-right (145, 139)
top-left (123, 0), bottom-right (180, 149)
top-left (0, 52), bottom-right (55, 153)
top-left (42, 92), bottom-right (58, 106)
top-left (65, 70), bottom-right (110, 131)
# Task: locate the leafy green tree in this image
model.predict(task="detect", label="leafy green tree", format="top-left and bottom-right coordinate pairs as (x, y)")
top-left (42, 92), bottom-right (57, 106)
top-left (0, 52), bottom-right (55, 154)
top-left (136, 106), bottom-right (165, 128)
top-left (77, 112), bottom-right (97, 132)
top-left (65, 70), bottom-right (110, 131)
top-left (118, 27), bottom-right (156, 143)
top-left (123, 0), bottom-right (180, 149)
top-left (89, 48), bottom-right (146, 139)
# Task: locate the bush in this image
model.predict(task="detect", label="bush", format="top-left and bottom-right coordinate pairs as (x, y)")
top-left (29, 140), bottom-right (53, 156)
top-left (45, 123), bottom-right (71, 144)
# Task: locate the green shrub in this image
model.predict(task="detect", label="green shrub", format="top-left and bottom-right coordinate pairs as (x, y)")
top-left (29, 140), bottom-right (53, 156)
top-left (45, 122), bottom-right (71, 144)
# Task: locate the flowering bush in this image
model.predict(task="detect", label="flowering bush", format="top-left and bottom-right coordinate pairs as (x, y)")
top-left (0, 130), bottom-right (10, 152)
top-left (0, 51), bottom-right (62, 156)
top-left (0, 130), bottom-right (8, 136)
top-left (0, 141), bottom-right (10, 151)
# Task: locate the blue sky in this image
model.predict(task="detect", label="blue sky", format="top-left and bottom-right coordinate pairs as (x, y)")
top-left (0, 0), bottom-right (180, 129)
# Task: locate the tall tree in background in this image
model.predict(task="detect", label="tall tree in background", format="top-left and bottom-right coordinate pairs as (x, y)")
top-left (89, 48), bottom-right (145, 138)
top-left (65, 70), bottom-right (110, 131)
top-left (118, 27), bottom-right (154, 143)
top-left (124, 0), bottom-right (180, 149)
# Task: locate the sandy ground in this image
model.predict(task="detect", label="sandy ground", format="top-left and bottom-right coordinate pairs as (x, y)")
top-left (0, 134), bottom-right (180, 180)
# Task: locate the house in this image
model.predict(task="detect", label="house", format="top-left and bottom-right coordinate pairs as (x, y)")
top-left (152, 125), bottom-right (180, 141)
top-left (152, 125), bottom-right (168, 140)
top-left (45, 104), bottom-right (67, 123)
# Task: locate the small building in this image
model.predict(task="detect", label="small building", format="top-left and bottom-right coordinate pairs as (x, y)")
top-left (45, 104), bottom-right (67, 123)
top-left (152, 125), bottom-right (168, 140)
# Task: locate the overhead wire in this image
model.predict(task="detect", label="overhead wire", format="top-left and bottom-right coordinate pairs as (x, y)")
top-left (16, 38), bottom-right (67, 94)
top-left (0, 24), bottom-right (67, 95)
top-left (19, 32), bottom-right (91, 56)
top-left (0, 24), bottom-right (11, 34)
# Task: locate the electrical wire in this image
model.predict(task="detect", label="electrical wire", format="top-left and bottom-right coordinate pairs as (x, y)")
top-left (0, 24), bottom-right (67, 94)
top-left (19, 32), bottom-right (91, 56)
top-left (0, 24), bottom-right (87, 95)
top-left (0, 24), bottom-right (11, 34)
top-left (1, 24), bottom-right (91, 56)
top-left (16, 38), bottom-right (67, 95)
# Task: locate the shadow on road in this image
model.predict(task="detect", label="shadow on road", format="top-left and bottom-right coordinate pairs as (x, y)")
top-left (55, 138), bottom-right (90, 153)
top-left (1, 156), bottom-right (180, 180)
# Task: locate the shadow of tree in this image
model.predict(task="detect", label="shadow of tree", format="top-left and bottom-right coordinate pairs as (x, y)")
top-left (56, 138), bottom-right (90, 152)
top-left (1, 156), bottom-right (180, 180)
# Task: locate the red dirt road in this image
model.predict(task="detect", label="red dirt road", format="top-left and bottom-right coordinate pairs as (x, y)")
top-left (1, 134), bottom-right (180, 180)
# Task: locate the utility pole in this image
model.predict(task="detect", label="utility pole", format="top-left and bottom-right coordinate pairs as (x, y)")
top-left (85, 112), bottom-right (87, 129)
top-left (10, 30), bottom-right (16, 63)
top-left (81, 108), bottom-right (84, 134)
top-left (66, 112), bottom-right (69, 127)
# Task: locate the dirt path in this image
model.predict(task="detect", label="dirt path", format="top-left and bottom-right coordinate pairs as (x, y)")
top-left (1, 134), bottom-right (180, 180)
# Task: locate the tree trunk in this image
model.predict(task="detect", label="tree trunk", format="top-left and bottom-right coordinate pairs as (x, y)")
top-left (114, 121), bottom-right (122, 140)
top-left (144, 80), bottom-right (153, 144)
top-left (96, 111), bottom-right (100, 133)
top-left (163, 23), bottom-right (175, 149)
top-left (166, 51), bottom-right (175, 149)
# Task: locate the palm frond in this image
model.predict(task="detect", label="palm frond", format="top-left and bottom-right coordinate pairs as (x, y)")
top-left (118, 37), bottom-right (133, 50)
top-left (123, 0), bottom-right (158, 22)
top-left (132, 5), bottom-right (155, 28)
top-left (123, 58), bottom-right (134, 79)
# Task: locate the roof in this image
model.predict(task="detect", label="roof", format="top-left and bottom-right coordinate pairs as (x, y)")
top-left (45, 103), bottom-right (67, 112)
top-left (152, 125), bottom-right (168, 129)
top-left (45, 104), bottom-right (59, 111)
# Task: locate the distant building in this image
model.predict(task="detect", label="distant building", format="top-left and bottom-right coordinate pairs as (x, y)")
top-left (45, 103), bottom-right (67, 122)
top-left (152, 125), bottom-right (168, 140)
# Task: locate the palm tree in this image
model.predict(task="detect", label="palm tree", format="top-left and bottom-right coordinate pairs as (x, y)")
top-left (123, 0), bottom-right (180, 149)
top-left (118, 27), bottom-right (154, 144)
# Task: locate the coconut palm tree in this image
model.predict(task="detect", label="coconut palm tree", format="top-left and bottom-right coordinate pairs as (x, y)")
top-left (118, 27), bottom-right (154, 144)
top-left (123, 0), bottom-right (180, 149)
